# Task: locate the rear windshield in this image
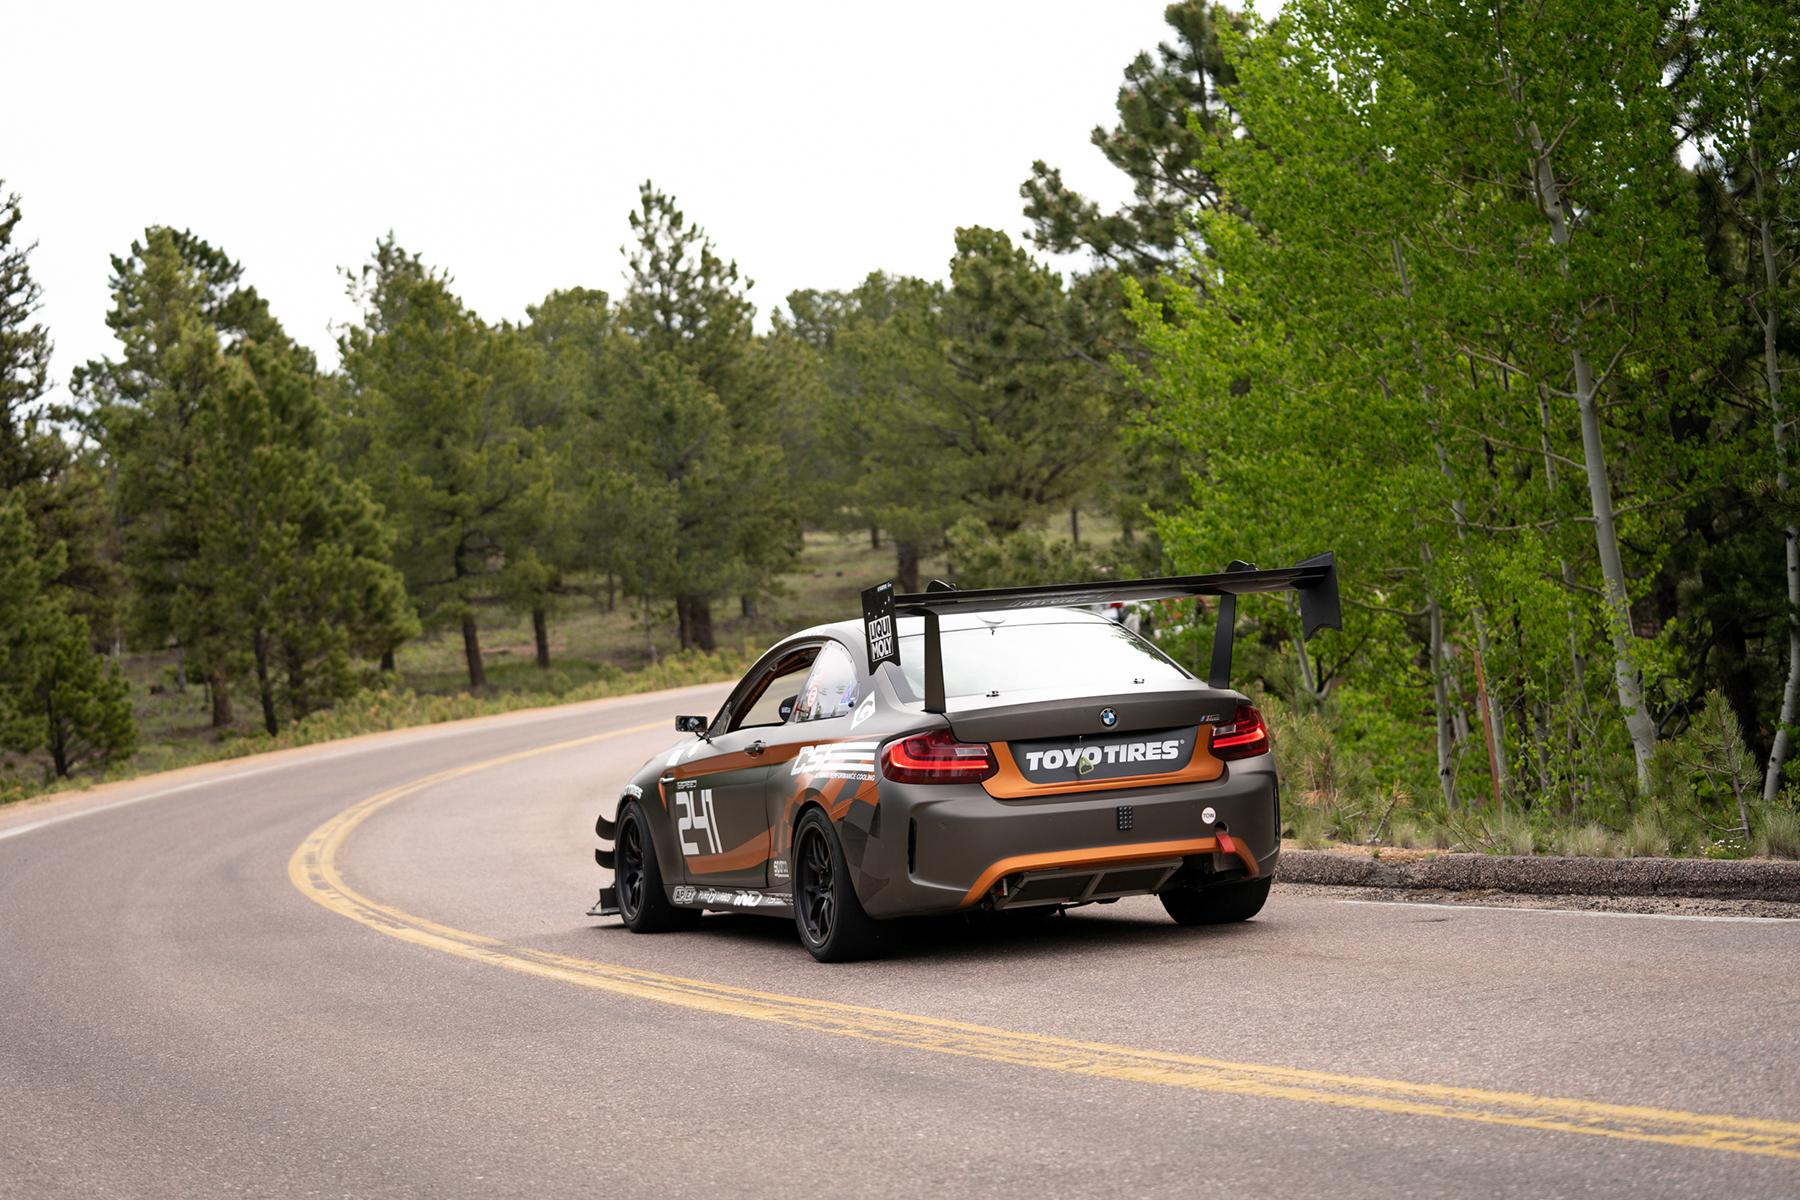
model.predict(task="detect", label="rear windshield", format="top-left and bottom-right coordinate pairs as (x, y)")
top-left (897, 619), bottom-right (1189, 700)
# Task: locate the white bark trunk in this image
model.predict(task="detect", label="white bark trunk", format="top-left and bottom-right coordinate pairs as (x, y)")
top-left (1755, 156), bottom-right (1798, 801)
top-left (1526, 120), bottom-right (1656, 791)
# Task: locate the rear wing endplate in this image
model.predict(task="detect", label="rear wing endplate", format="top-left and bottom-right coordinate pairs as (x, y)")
top-left (860, 552), bottom-right (1340, 713)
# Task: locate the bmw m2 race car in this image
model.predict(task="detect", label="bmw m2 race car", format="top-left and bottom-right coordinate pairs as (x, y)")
top-left (589, 554), bottom-right (1339, 961)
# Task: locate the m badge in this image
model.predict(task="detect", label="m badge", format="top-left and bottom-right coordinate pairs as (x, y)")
top-left (861, 581), bottom-right (900, 673)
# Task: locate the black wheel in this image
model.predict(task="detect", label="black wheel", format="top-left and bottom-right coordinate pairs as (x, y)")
top-left (792, 808), bottom-right (891, 962)
top-left (1160, 876), bottom-right (1272, 926)
top-left (616, 801), bottom-right (701, 933)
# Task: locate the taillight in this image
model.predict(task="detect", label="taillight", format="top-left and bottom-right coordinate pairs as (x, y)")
top-left (1210, 703), bottom-right (1269, 760)
top-left (881, 729), bottom-right (998, 784)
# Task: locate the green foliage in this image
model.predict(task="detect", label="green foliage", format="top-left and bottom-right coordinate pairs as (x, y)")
top-left (942, 518), bottom-right (1109, 588)
top-left (0, 497), bottom-right (135, 778)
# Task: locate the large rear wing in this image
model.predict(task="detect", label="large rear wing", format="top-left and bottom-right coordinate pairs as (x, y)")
top-left (860, 552), bottom-right (1340, 713)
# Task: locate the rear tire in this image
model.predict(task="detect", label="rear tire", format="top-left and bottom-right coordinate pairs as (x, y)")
top-left (616, 801), bottom-right (702, 934)
top-left (793, 808), bottom-right (891, 962)
top-left (1160, 876), bottom-right (1272, 926)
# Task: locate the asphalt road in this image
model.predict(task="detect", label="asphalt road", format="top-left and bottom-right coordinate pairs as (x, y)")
top-left (3, 683), bottom-right (1797, 1198)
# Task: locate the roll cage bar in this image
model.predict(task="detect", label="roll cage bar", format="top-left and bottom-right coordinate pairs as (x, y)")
top-left (861, 552), bottom-right (1340, 714)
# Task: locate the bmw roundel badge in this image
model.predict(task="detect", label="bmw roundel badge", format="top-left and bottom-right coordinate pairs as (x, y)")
top-left (1099, 707), bottom-right (1118, 727)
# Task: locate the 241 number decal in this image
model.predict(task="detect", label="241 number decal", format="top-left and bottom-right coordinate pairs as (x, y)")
top-left (676, 788), bottom-right (722, 856)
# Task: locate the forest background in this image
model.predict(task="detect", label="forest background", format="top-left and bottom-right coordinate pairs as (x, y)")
top-left (4, 1), bottom-right (1798, 861)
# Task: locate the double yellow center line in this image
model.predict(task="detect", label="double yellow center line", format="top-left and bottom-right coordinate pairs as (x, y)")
top-left (288, 724), bottom-right (1800, 1162)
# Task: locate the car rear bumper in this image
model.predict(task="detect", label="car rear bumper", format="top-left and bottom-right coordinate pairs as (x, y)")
top-left (843, 754), bottom-right (1280, 919)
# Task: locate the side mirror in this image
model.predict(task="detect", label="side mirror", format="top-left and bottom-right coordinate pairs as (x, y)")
top-left (674, 715), bottom-right (709, 735)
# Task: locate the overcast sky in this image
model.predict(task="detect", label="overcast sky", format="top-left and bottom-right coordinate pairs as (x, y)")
top-left (5, 2), bottom-right (1180, 393)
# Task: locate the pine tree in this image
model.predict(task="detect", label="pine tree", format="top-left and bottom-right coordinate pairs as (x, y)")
top-left (82, 228), bottom-right (415, 731)
top-left (609, 184), bottom-right (799, 650)
top-left (0, 497), bottom-right (135, 778)
top-left (339, 239), bottom-right (551, 687)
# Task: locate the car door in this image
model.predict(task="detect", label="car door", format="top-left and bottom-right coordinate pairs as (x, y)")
top-left (666, 642), bottom-right (820, 889)
top-left (764, 639), bottom-right (870, 881)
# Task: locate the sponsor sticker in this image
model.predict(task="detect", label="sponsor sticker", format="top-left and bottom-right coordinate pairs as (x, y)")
top-left (1013, 728), bottom-right (1198, 786)
top-left (771, 858), bottom-right (791, 881)
top-left (861, 582), bottom-right (900, 673)
top-left (689, 887), bottom-right (788, 909)
top-left (850, 694), bottom-right (877, 730)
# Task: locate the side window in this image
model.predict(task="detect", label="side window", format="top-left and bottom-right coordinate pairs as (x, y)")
top-left (727, 648), bottom-right (819, 732)
top-left (791, 642), bottom-right (859, 723)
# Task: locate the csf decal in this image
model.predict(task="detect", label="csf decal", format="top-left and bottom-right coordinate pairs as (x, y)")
top-left (790, 741), bottom-right (879, 782)
top-left (675, 787), bottom-right (722, 855)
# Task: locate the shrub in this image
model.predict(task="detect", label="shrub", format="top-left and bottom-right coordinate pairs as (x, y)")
top-left (1554, 822), bottom-right (1620, 859)
top-left (1623, 809), bottom-right (1671, 858)
top-left (1755, 806), bottom-right (1800, 860)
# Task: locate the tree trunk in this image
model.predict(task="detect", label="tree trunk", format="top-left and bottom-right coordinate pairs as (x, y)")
top-left (208, 671), bottom-right (233, 729)
top-left (869, 526), bottom-right (881, 551)
top-left (1537, 385), bottom-right (1590, 708)
top-left (1070, 506), bottom-right (1081, 545)
top-left (1470, 638), bottom-right (1502, 812)
top-left (1394, 239), bottom-right (1508, 798)
top-left (175, 649), bottom-right (187, 693)
top-left (643, 592), bottom-right (657, 665)
top-left (45, 679), bottom-right (70, 776)
top-left (605, 574), bottom-right (616, 613)
top-left (740, 594), bottom-right (757, 620)
top-left (678, 595), bottom-right (716, 652)
top-left (1754, 158), bottom-right (1798, 799)
top-left (380, 646), bottom-right (396, 673)
top-left (895, 541), bottom-right (921, 594)
top-left (461, 612), bottom-right (487, 689)
top-left (252, 628), bottom-right (279, 737)
top-left (1428, 584), bottom-right (1457, 811)
top-left (532, 607), bottom-right (551, 670)
top-left (1524, 118), bottom-right (1655, 791)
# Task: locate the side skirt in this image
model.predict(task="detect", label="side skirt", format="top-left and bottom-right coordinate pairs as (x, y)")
top-left (669, 884), bottom-right (794, 916)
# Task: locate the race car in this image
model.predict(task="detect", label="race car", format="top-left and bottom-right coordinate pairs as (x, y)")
top-left (589, 554), bottom-right (1339, 961)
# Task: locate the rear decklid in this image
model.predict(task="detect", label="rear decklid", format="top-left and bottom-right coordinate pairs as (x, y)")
top-left (944, 684), bottom-right (1236, 798)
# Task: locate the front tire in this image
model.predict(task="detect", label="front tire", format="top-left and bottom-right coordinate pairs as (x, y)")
top-left (616, 801), bottom-right (702, 933)
top-left (1160, 876), bottom-right (1272, 926)
top-left (792, 809), bottom-right (891, 962)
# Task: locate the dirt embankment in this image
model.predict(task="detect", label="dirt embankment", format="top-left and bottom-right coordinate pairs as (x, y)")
top-left (1279, 846), bottom-right (1800, 917)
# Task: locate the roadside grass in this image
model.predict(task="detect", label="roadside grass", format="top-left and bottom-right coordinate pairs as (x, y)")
top-left (2, 529), bottom-right (943, 807)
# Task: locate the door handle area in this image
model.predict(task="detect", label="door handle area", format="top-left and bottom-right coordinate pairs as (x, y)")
top-left (658, 774), bottom-right (676, 785)
top-left (746, 740), bottom-right (767, 757)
